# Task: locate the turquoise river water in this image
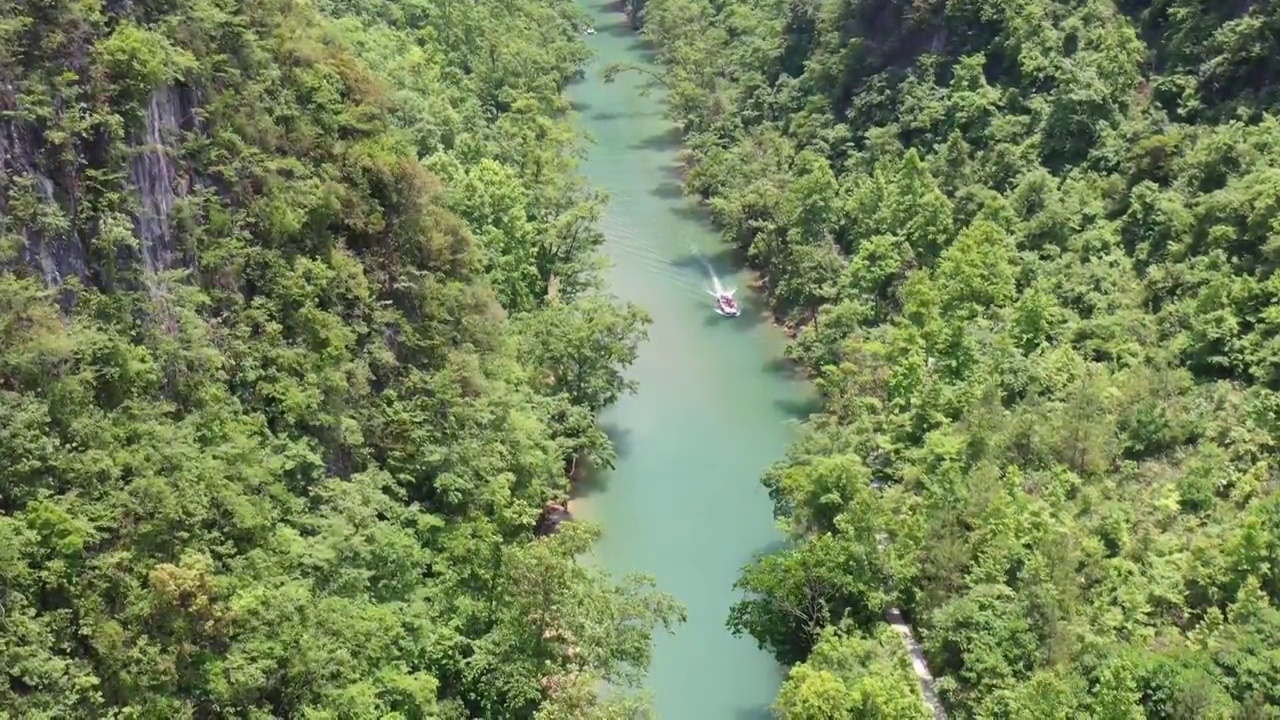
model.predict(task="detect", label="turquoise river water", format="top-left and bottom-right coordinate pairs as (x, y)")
top-left (568, 2), bottom-right (814, 717)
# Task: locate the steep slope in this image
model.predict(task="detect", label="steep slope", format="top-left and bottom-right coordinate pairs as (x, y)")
top-left (0, 0), bottom-right (681, 717)
top-left (628, 0), bottom-right (1280, 717)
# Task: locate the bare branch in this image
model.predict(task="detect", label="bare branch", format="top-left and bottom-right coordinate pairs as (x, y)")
top-left (601, 63), bottom-right (671, 92)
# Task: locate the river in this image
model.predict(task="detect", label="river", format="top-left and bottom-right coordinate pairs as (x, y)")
top-left (567, 2), bottom-right (815, 717)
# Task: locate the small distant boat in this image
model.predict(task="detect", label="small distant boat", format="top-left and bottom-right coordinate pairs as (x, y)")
top-left (713, 288), bottom-right (740, 317)
top-left (584, 26), bottom-right (596, 35)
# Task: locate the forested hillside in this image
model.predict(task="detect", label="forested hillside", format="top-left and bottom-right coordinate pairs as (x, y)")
top-left (631, 0), bottom-right (1280, 717)
top-left (0, 0), bottom-right (683, 716)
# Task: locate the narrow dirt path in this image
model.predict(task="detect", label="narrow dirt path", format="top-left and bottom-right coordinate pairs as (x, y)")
top-left (885, 607), bottom-right (947, 720)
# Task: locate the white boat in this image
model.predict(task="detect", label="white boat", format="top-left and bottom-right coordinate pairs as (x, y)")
top-left (713, 288), bottom-right (740, 317)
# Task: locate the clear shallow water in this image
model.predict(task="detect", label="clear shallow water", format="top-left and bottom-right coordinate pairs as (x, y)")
top-left (569, 3), bottom-right (815, 717)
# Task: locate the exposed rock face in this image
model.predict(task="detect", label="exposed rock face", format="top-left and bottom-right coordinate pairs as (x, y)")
top-left (0, 83), bottom-right (200, 291)
top-left (535, 501), bottom-right (573, 536)
top-left (0, 88), bottom-right (87, 286)
top-left (127, 85), bottom-right (199, 292)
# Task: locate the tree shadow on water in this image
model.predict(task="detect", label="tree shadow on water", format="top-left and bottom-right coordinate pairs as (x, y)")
top-left (631, 125), bottom-right (684, 152)
top-left (653, 165), bottom-right (714, 222)
top-left (763, 356), bottom-right (805, 381)
top-left (660, 161), bottom-right (687, 181)
top-left (573, 466), bottom-right (608, 502)
top-left (627, 40), bottom-right (660, 64)
top-left (651, 180), bottom-right (685, 200)
top-left (774, 394), bottom-right (822, 420)
top-left (751, 537), bottom-right (791, 559)
top-left (598, 20), bottom-right (635, 39)
top-left (669, 245), bottom-right (742, 273)
top-left (571, 423), bottom-right (632, 502)
top-left (763, 358), bottom-right (821, 418)
top-left (591, 109), bottom-right (662, 122)
top-left (603, 422), bottom-right (634, 461)
top-left (733, 707), bottom-right (774, 720)
top-left (668, 203), bottom-right (710, 223)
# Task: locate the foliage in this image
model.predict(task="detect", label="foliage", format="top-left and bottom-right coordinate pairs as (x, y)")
top-left (0, 0), bottom-right (682, 716)
top-left (633, 0), bottom-right (1280, 717)
top-left (773, 624), bottom-right (933, 720)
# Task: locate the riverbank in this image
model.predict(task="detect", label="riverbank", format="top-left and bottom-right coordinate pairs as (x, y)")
top-left (591, 5), bottom-right (946, 719)
top-left (564, 0), bottom-right (815, 714)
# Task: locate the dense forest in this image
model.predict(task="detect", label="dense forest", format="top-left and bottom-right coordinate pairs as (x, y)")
top-left (0, 0), bottom-right (685, 716)
top-left (629, 0), bottom-right (1280, 717)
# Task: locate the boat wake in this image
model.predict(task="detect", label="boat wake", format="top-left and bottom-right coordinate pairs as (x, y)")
top-left (692, 247), bottom-right (739, 317)
top-left (690, 247), bottom-right (731, 296)
top-left (694, 250), bottom-right (724, 294)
